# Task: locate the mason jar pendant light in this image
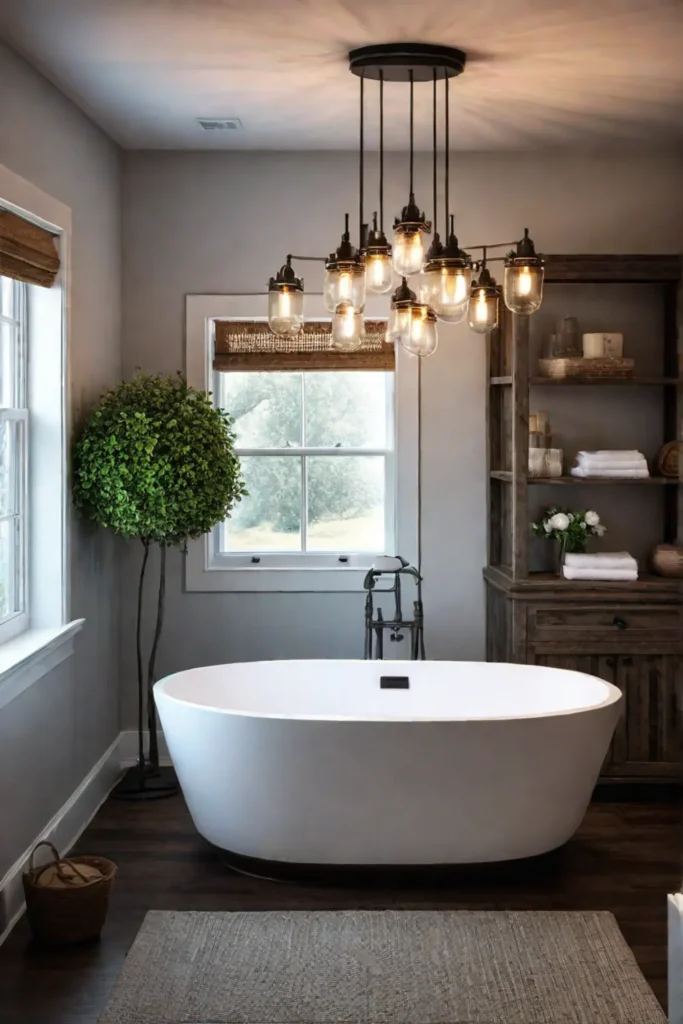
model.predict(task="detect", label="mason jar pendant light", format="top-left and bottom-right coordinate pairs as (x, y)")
top-left (392, 70), bottom-right (431, 278)
top-left (468, 254), bottom-right (500, 334)
top-left (365, 72), bottom-right (393, 295)
top-left (388, 277), bottom-right (438, 357)
top-left (267, 257), bottom-right (304, 337)
top-left (503, 228), bottom-right (545, 315)
top-left (324, 213), bottom-right (366, 313)
top-left (267, 43), bottom-right (545, 352)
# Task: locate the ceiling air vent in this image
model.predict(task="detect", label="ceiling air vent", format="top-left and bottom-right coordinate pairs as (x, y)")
top-left (197, 118), bottom-right (242, 131)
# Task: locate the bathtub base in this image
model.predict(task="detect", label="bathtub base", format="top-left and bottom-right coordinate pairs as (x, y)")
top-left (212, 842), bottom-right (570, 886)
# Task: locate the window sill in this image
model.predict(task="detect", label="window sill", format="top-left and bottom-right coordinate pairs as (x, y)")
top-left (186, 555), bottom-right (372, 593)
top-left (0, 619), bottom-right (85, 712)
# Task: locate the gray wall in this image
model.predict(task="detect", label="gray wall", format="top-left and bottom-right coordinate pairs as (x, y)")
top-left (0, 43), bottom-right (121, 882)
top-left (120, 148), bottom-right (683, 726)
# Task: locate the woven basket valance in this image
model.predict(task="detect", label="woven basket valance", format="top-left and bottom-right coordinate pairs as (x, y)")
top-left (0, 209), bottom-right (60, 288)
top-left (213, 319), bottom-right (394, 372)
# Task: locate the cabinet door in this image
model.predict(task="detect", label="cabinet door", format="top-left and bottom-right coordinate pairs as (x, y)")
top-left (613, 654), bottom-right (682, 779)
top-left (531, 651), bottom-right (682, 780)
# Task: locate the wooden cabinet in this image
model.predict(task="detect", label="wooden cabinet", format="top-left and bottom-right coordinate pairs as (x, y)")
top-left (484, 254), bottom-right (683, 783)
top-left (529, 647), bottom-right (681, 780)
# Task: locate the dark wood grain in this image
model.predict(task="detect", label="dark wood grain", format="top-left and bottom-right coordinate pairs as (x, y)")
top-left (490, 471), bottom-right (679, 486)
top-left (544, 254), bottom-right (682, 283)
top-left (0, 793), bottom-right (679, 1023)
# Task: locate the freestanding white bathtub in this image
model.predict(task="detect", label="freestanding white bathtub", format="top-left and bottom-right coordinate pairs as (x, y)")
top-left (154, 660), bottom-right (621, 867)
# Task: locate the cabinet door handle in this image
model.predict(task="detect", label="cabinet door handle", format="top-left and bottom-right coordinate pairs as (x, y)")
top-left (612, 616), bottom-right (628, 630)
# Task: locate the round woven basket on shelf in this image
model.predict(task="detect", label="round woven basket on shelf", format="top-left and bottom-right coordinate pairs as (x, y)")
top-left (652, 544), bottom-right (683, 578)
top-left (22, 841), bottom-right (117, 945)
top-left (657, 441), bottom-right (682, 479)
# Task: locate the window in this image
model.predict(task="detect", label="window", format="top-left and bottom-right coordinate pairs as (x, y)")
top-left (0, 276), bottom-right (28, 642)
top-left (213, 370), bottom-right (394, 568)
top-left (185, 294), bottom-right (418, 593)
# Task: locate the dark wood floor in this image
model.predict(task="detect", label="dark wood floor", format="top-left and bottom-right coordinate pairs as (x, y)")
top-left (0, 792), bottom-right (680, 1023)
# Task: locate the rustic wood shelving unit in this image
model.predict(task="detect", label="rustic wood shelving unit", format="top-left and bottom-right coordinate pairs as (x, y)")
top-left (484, 254), bottom-right (682, 784)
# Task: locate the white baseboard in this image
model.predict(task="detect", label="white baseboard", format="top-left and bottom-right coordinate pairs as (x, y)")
top-left (0, 729), bottom-right (172, 947)
top-left (0, 732), bottom-right (123, 945)
top-left (118, 729), bottom-right (170, 767)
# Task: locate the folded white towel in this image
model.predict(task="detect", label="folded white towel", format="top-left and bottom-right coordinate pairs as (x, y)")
top-left (577, 450), bottom-right (644, 462)
top-left (577, 459), bottom-right (648, 472)
top-left (564, 551), bottom-right (638, 571)
top-left (563, 566), bottom-right (638, 581)
top-left (571, 466), bottom-right (650, 478)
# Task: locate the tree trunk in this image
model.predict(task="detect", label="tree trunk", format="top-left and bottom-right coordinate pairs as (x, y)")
top-left (146, 542), bottom-right (167, 770)
top-left (136, 540), bottom-right (150, 775)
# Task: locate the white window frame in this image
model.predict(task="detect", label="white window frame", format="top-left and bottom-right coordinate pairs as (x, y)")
top-left (0, 278), bottom-right (29, 644)
top-left (185, 294), bottom-right (419, 593)
top-left (0, 162), bottom-right (83, 712)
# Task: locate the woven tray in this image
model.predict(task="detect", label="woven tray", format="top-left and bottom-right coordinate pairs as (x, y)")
top-left (538, 357), bottom-right (634, 379)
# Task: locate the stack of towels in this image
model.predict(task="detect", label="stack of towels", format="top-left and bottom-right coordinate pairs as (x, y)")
top-left (563, 551), bottom-right (639, 582)
top-left (571, 450), bottom-right (649, 478)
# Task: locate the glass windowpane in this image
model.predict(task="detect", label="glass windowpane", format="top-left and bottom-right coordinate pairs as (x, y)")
top-left (0, 419), bottom-right (21, 517)
top-left (0, 278), bottom-right (15, 321)
top-left (304, 372), bottom-right (388, 449)
top-left (222, 455), bottom-right (302, 552)
top-left (0, 517), bottom-right (22, 620)
top-left (306, 455), bottom-right (385, 552)
top-left (0, 322), bottom-right (17, 408)
top-left (221, 372), bottom-right (302, 448)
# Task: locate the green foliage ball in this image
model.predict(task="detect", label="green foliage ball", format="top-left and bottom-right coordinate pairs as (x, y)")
top-left (73, 373), bottom-right (245, 545)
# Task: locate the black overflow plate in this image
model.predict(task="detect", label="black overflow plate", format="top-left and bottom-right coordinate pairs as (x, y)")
top-left (380, 676), bottom-right (410, 689)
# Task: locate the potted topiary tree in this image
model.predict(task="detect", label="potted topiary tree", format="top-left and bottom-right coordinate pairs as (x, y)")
top-left (73, 373), bottom-right (245, 798)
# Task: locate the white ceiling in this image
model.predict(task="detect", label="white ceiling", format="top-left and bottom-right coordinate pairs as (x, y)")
top-left (1, 0), bottom-right (682, 150)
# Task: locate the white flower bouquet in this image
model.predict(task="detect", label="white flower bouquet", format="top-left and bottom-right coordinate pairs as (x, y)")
top-left (532, 506), bottom-right (606, 558)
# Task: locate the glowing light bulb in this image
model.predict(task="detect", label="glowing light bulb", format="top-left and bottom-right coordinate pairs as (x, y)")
top-left (474, 289), bottom-right (488, 322)
top-left (279, 288), bottom-right (291, 318)
top-left (518, 266), bottom-right (532, 296)
top-left (395, 304), bottom-right (438, 358)
top-left (393, 226), bottom-right (425, 277)
top-left (338, 271), bottom-right (352, 301)
top-left (331, 300), bottom-right (363, 350)
top-left (366, 254), bottom-right (393, 294)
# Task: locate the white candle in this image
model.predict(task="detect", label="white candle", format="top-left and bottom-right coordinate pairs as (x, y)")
top-left (582, 333), bottom-right (605, 358)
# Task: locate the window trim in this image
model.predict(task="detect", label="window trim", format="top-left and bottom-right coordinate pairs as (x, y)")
top-left (185, 294), bottom-right (419, 593)
top-left (0, 161), bottom-right (80, 698)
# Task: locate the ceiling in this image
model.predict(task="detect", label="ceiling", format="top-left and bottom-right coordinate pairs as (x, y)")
top-left (1, 0), bottom-right (682, 150)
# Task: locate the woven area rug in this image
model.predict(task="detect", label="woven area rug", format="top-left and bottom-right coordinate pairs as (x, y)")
top-left (98, 909), bottom-right (665, 1023)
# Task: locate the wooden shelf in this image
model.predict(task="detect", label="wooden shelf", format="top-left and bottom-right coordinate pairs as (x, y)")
top-left (490, 471), bottom-right (678, 486)
top-left (484, 564), bottom-right (681, 595)
top-left (490, 376), bottom-right (680, 387)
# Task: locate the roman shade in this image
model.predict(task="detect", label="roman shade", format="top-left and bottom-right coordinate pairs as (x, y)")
top-left (0, 209), bottom-right (60, 288)
top-left (213, 320), bottom-right (394, 372)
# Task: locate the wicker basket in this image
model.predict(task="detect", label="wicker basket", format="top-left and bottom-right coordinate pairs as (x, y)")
top-left (23, 841), bottom-right (117, 945)
top-left (538, 357), bottom-right (634, 379)
top-left (657, 441), bottom-right (682, 479)
top-left (652, 544), bottom-right (683, 578)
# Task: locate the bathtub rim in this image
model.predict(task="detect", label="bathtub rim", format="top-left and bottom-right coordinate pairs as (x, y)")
top-left (154, 660), bottom-right (623, 723)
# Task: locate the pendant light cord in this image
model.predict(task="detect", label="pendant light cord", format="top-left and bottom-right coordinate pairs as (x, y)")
top-left (409, 69), bottom-right (414, 196)
top-left (432, 69), bottom-right (438, 238)
top-left (359, 69), bottom-right (364, 248)
top-left (379, 70), bottom-right (384, 231)
top-left (444, 73), bottom-right (450, 236)
top-left (417, 355), bottom-right (423, 577)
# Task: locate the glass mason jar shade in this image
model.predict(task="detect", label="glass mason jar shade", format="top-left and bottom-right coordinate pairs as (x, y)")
top-left (503, 260), bottom-right (544, 315)
top-left (391, 302), bottom-right (438, 358)
top-left (331, 300), bottom-right (363, 350)
top-left (268, 284), bottom-right (303, 338)
top-left (392, 224), bottom-right (426, 277)
top-left (468, 284), bottom-right (499, 334)
top-left (365, 253), bottom-right (393, 294)
top-left (324, 260), bottom-right (366, 313)
top-left (422, 264), bottom-right (472, 323)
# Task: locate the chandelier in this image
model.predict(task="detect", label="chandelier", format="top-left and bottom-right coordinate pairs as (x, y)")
top-left (267, 44), bottom-right (545, 357)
